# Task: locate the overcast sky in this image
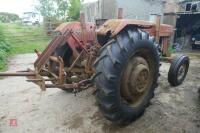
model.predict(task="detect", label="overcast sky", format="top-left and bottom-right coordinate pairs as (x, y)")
top-left (0, 0), bottom-right (97, 17)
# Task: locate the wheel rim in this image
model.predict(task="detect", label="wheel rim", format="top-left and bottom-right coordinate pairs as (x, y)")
top-left (177, 64), bottom-right (186, 81)
top-left (121, 56), bottom-right (153, 107)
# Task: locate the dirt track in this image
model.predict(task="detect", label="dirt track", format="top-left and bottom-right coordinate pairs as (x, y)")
top-left (0, 53), bottom-right (200, 133)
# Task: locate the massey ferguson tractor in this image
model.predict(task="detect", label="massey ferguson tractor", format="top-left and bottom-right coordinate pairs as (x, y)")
top-left (0, 13), bottom-right (190, 124)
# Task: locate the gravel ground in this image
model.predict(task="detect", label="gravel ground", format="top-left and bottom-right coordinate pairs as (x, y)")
top-left (0, 53), bottom-right (200, 133)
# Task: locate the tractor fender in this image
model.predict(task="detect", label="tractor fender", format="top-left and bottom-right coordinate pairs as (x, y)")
top-left (96, 19), bottom-right (173, 38)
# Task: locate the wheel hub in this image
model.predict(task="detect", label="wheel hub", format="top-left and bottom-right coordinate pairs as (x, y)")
top-left (121, 56), bottom-right (152, 105)
top-left (177, 64), bottom-right (186, 81)
top-left (130, 64), bottom-right (149, 94)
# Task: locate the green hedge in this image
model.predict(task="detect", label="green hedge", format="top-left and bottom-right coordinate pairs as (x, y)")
top-left (0, 26), bottom-right (11, 70)
top-left (0, 12), bottom-right (20, 23)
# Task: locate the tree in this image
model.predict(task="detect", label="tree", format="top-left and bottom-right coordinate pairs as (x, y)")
top-left (56, 0), bottom-right (68, 20)
top-left (68, 0), bottom-right (82, 21)
top-left (37, 0), bottom-right (56, 20)
top-left (37, 0), bottom-right (82, 21)
top-left (36, 0), bottom-right (68, 21)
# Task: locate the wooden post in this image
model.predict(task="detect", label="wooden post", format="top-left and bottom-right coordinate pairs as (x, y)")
top-left (150, 14), bottom-right (161, 43)
top-left (80, 11), bottom-right (87, 45)
top-left (155, 15), bottom-right (161, 43)
top-left (118, 8), bottom-right (123, 19)
top-left (80, 11), bottom-right (86, 29)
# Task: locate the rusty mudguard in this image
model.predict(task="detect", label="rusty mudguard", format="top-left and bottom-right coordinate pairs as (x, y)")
top-left (96, 19), bottom-right (173, 38)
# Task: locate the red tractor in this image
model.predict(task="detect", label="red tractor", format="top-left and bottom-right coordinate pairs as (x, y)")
top-left (0, 14), bottom-right (189, 124)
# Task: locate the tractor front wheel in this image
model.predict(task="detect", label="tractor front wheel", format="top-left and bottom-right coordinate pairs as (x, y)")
top-left (168, 55), bottom-right (189, 86)
top-left (94, 29), bottom-right (159, 124)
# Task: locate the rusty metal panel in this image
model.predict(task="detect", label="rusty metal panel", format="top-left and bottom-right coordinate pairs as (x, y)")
top-left (96, 19), bottom-right (154, 36)
top-left (34, 22), bottom-right (96, 73)
top-left (162, 37), bottom-right (171, 56)
top-left (34, 35), bottom-right (67, 71)
top-left (96, 19), bottom-right (173, 37)
top-left (0, 72), bottom-right (35, 76)
top-left (55, 22), bottom-right (96, 42)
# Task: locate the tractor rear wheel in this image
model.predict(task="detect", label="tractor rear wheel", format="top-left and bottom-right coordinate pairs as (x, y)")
top-left (94, 28), bottom-right (159, 124)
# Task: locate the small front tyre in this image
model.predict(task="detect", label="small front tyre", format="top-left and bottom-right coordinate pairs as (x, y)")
top-left (168, 55), bottom-right (190, 86)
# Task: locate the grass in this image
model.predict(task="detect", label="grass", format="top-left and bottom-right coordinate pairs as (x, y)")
top-left (0, 23), bottom-right (51, 71)
top-left (169, 45), bottom-right (175, 54)
top-left (0, 23), bottom-right (51, 55)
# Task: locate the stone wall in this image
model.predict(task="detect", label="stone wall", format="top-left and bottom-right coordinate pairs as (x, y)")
top-left (83, 0), bottom-right (166, 22)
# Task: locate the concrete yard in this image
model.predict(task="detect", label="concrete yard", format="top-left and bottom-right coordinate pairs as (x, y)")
top-left (0, 53), bottom-right (200, 133)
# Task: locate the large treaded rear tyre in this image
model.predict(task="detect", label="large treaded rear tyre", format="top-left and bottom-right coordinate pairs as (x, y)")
top-left (94, 28), bottom-right (159, 124)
